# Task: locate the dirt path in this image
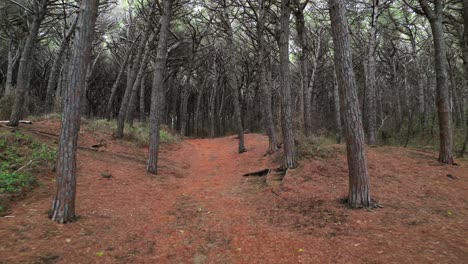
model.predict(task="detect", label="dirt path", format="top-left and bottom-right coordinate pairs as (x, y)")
top-left (1, 121), bottom-right (468, 263)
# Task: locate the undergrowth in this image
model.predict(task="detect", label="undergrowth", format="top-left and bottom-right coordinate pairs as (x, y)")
top-left (85, 119), bottom-right (179, 147)
top-left (295, 133), bottom-right (338, 160)
top-left (0, 130), bottom-right (57, 213)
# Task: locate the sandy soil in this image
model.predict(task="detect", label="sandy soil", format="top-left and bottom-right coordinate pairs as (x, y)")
top-left (0, 120), bottom-right (467, 263)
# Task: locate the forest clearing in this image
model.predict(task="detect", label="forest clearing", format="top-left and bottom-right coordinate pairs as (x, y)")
top-left (0, 119), bottom-right (466, 263)
top-left (1, 0), bottom-right (468, 262)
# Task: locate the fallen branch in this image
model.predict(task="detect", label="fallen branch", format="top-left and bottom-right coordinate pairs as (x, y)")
top-left (14, 160), bottom-right (33, 173)
top-left (0, 120), bottom-right (33, 124)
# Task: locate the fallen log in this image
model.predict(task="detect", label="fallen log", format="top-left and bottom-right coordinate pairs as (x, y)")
top-left (0, 120), bottom-right (33, 124)
top-left (242, 168), bottom-right (271, 177)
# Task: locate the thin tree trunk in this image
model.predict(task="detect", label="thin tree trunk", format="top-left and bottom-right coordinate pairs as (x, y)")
top-left (179, 74), bottom-right (190, 136)
top-left (333, 68), bottom-right (342, 143)
top-left (116, 7), bottom-right (154, 138)
top-left (139, 72), bottom-right (146, 121)
top-left (418, 0), bottom-right (454, 164)
top-left (106, 37), bottom-right (138, 120)
top-left (293, 2), bottom-right (307, 133)
top-left (4, 39), bottom-right (20, 97)
top-left (209, 61), bottom-right (218, 138)
top-left (258, 0), bottom-right (277, 154)
top-left (49, 0), bottom-right (98, 223)
top-left (223, 5), bottom-right (246, 153)
top-left (365, 0), bottom-right (379, 145)
top-left (147, 0), bottom-right (172, 174)
top-left (329, 0), bottom-right (372, 208)
top-left (8, 0), bottom-right (48, 127)
top-left (45, 16), bottom-right (78, 112)
top-left (460, 0), bottom-right (468, 157)
top-left (279, 0), bottom-right (297, 168)
top-left (127, 33), bottom-right (154, 126)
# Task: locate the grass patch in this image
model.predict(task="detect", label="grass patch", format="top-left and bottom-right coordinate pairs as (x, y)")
top-left (85, 119), bottom-right (179, 147)
top-left (0, 130), bottom-right (57, 213)
top-left (296, 134), bottom-right (337, 160)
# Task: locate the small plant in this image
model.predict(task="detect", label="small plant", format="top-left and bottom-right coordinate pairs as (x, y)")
top-left (0, 171), bottom-right (36, 193)
top-left (296, 134), bottom-right (336, 160)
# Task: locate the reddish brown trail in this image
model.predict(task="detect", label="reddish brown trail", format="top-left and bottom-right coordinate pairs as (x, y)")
top-left (0, 120), bottom-right (467, 263)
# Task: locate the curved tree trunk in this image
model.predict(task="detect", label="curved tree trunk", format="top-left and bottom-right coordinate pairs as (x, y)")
top-left (147, 0), bottom-right (172, 174)
top-left (49, 0), bottom-right (99, 223)
top-left (329, 0), bottom-right (371, 208)
top-left (8, 0), bottom-right (48, 127)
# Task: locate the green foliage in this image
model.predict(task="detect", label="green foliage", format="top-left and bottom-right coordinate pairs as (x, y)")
top-left (0, 131), bottom-right (57, 195)
top-left (0, 171), bottom-right (35, 193)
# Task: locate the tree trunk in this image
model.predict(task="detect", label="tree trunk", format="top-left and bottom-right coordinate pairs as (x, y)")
top-left (418, 0), bottom-right (454, 164)
top-left (329, 0), bottom-right (372, 208)
top-left (224, 6), bottom-right (246, 153)
top-left (147, 0), bottom-right (172, 174)
top-left (258, 0), bottom-right (278, 154)
top-left (49, 0), bottom-right (98, 223)
top-left (209, 61), bottom-right (218, 138)
top-left (139, 72), bottom-right (146, 121)
top-left (364, 0), bottom-right (379, 145)
top-left (179, 74), bottom-right (191, 136)
top-left (293, 3), bottom-right (307, 133)
top-left (106, 38), bottom-right (137, 120)
top-left (279, 0), bottom-right (297, 168)
top-left (4, 39), bottom-right (20, 97)
top-left (116, 7), bottom-right (154, 138)
top-left (460, 0), bottom-right (468, 157)
top-left (45, 16), bottom-right (78, 113)
top-left (8, 0), bottom-right (48, 126)
top-left (333, 68), bottom-right (342, 143)
top-left (127, 34), bottom-right (154, 126)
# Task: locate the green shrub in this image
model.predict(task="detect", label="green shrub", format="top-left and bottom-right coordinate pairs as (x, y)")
top-left (0, 171), bottom-right (35, 193)
top-left (0, 131), bottom-right (56, 195)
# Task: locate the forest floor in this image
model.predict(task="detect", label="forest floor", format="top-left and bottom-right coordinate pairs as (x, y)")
top-left (0, 119), bottom-right (467, 263)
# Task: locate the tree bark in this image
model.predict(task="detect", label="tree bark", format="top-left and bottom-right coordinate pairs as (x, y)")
top-left (292, 1), bottom-right (308, 133)
top-left (333, 68), bottom-right (342, 143)
top-left (279, 0), bottom-right (297, 168)
top-left (49, 0), bottom-right (99, 223)
top-left (139, 72), bottom-right (146, 121)
top-left (127, 33), bottom-right (154, 126)
top-left (116, 7), bottom-right (154, 138)
top-left (364, 0), bottom-right (379, 145)
top-left (258, 0), bottom-right (278, 154)
top-left (4, 39), bottom-right (20, 97)
top-left (460, 0), bottom-right (468, 157)
top-left (45, 16), bottom-right (78, 113)
top-left (329, 0), bottom-right (371, 208)
top-left (147, 0), bottom-right (172, 174)
top-left (223, 5), bottom-right (246, 153)
top-left (8, 0), bottom-right (48, 126)
top-left (106, 37), bottom-right (138, 120)
top-left (418, 0), bottom-right (454, 164)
